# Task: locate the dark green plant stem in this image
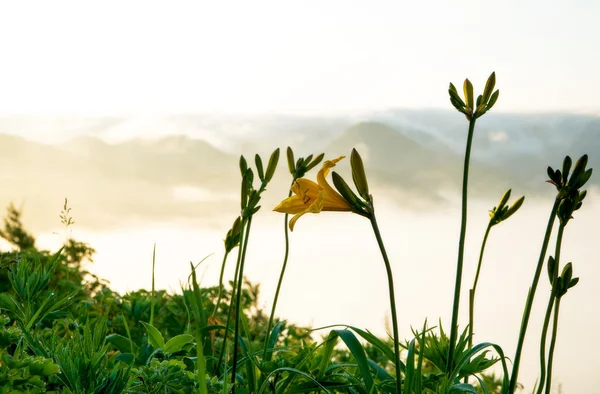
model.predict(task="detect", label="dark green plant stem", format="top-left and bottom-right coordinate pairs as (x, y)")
top-left (536, 288), bottom-right (557, 394)
top-left (213, 251), bottom-right (230, 318)
top-left (544, 296), bottom-right (562, 394)
top-left (536, 224), bottom-right (564, 394)
top-left (447, 118), bottom-right (476, 373)
top-left (369, 213), bottom-right (402, 394)
top-left (217, 218), bottom-right (248, 376)
top-left (150, 242), bottom-right (156, 326)
top-left (509, 200), bottom-right (559, 394)
top-left (231, 216), bottom-right (253, 389)
top-left (468, 221), bottom-right (492, 350)
top-left (263, 189), bottom-right (293, 359)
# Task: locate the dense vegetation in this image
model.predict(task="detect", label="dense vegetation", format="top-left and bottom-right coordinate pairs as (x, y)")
top-left (0, 73), bottom-right (591, 393)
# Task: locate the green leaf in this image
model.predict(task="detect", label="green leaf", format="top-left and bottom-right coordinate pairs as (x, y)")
top-left (332, 330), bottom-right (374, 393)
top-left (141, 321), bottom-right (165, 350)
top-left (264, 320), bottom-right (286, 362)
top-left (115, 353), bottom-right (135, 365)
top-left (164, 334), bottom-right (194, 354)
top-left (106, 333), bottom-right (139, 354)
top-left (450, 383), bottom-right (478, 393)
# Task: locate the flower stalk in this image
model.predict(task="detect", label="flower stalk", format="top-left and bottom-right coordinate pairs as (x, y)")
top-left (446, 72), bottom-right (499, 374)
top-left (263, 149), bottom-right (324, 360)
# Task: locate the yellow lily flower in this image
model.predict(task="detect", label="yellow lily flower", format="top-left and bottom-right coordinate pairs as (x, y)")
top-left (274, 156), bottom-right (355, 231)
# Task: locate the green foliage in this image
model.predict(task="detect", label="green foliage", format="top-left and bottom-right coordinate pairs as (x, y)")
top-left (0, 74), bottom-right (590, 393)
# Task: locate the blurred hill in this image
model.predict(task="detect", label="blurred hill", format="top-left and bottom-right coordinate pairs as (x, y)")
top-left (0, 110), bottom-right (598, 231)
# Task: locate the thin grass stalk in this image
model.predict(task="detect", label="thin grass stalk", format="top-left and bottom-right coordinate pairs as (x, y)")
top-left (509, 200), bottom-right (559, 393)
top-left (369, 213), bottom-right (402, 394)
top-left (544, 297), bottom-right (562, 394)
top-left (447, 117), bottom-right (477, 373)
top-left (263, 188), bottom-right (293, 359)
top-left (231, 216), bottom-right (254, 390)
top-left (536, 288), bottom-right (557, 394)
top-left (217, 218), bottom-right (248, 375)
top-left (468, 221), bottom-right (492, 351)
top-left (150, 242), bottom-right (156, 326)
top-left (536, 224), bottom-right (564, 394)
top-left (213, 251), bottom-right (231, 318)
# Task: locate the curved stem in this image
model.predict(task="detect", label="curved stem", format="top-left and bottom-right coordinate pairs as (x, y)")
top-left (536, 224), bottom-right (564, 394)
top-left (213, 251), bottom-right (230, 318)
top-left (369, 213), bottom-right (402, 394)
top-left (544, 297), bottom-right (562, 394)
top-left (217, 218), bottom-right (247, 376)
top-left (447, 118), bottom-right (476, 373)
top-left (231, 216), bottom-right (253, 389)
top-left (509, 200), bottom-right (559, 393)
top-left (263, 189), bottom-right (293, 360)
top-left (468, 221), bottom-right (492, 350)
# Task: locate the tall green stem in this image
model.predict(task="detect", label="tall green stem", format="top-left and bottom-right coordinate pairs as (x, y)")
top-left (468, 221), bottom-right (492, 351)
top-left (447, 118), bottom-right (476, 373)
top-left (544, 297), bottom-right (562, 394)
top-left (231, 217), bottom-right (253, 389)
top-left (369, 213), bottom-right (402, 394)
top-left (217, 218), bottom-right (248, 376)
top-left (263, 190), bottom-right (293, 360)
top-left (536, 224), bottom-right (564, 394)
top-left (213, 252), bottom-right (230, 318)
top-left (509, 200), bottom-right (559, 393)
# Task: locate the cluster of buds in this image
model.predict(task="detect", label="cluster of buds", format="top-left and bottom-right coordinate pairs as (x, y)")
top-left (224, 217), bottom-right (242, 254)
top-left (547, 154), bottom-right (593, 225)
top-left (547, 257), bottom-right (579, 298)
top-left (448, 72), bottom-right (499, 121)
top-left (489, 189), bottom-right (525, 227)
top-left (286, 147), bottom-right (324, 181)
top-left (240, 149), bottom-right (280, 219)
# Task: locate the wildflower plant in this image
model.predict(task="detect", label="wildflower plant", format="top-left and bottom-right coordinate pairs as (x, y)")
top-left (445, 72), bottom-right (500, 375)
top-left (263, 148), bottom-right (323, 360)
top-left (468, 190), bottom-right (524, 351)
top-left (0, 71), bottom-right (594, 394)
top-left (275, 149), bottom-right (404, 394)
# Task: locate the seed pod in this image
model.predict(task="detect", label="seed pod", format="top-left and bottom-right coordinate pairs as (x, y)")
top-left (264, 148), bottom-right (280, 183)
top-left (562, 156), bottom-right (572, 185)
top-left (463, 79), bottom-right (474, 109)
top-left (569, 154), bottom-right (589, 186)
top-left (487, 90), bottom-right (500, 110)
top-left (331, 171), bottom-right (367, 214)
top-left (350, 148), bottom-right (370, 201)
top-left (255, 154), bottom-right (265, 181)
top-left (547, 256), bottom-right (556, 285)
top-left (286, 147), bottom-right (295, 175)
top-left (239, 155), bottom-right (248, 176)
top-left (483, 72), bottom-right (496, 103)
top-left (504, 196), bottom-right (525, 220)
top-left (306, 153), bottom-right (325, 172)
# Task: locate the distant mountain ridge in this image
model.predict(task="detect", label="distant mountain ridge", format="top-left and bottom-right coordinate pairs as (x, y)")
top-left (0, 110), bottom-right (598, 231)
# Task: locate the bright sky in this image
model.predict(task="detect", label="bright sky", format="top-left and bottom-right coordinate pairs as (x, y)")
top-left (0, 1), bottom-right (598, 115)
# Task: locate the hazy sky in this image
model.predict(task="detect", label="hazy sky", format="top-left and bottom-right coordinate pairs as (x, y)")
top-left (1, 1), bottom-right (599, 115)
